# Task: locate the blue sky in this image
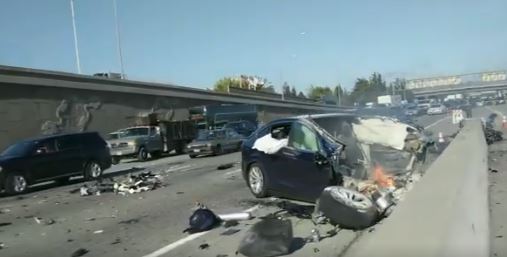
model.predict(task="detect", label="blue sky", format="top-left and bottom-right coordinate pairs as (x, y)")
top-left (1, 0), bottom-right (506, 92)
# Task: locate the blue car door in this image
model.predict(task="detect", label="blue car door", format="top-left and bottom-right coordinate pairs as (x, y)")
top-left (280, 122), bottom-right (332, 201)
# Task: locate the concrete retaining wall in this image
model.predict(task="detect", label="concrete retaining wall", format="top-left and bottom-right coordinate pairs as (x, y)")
top-left (0, 66), bottom-right (353, 151)
top-left (346, 120), bottom-right (489, 257)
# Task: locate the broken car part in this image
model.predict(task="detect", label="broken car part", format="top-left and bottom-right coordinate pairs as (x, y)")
top-left (218, 212), bottom-right (252, 221)
top-left (318, 186), bottom-right (378, 229)
top-left (238, 219), bottom-right (293, 257)
top-left (184, 207), bottom-right (221, 233)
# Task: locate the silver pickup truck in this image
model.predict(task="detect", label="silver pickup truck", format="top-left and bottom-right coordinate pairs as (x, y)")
top-left (107, 121), bottom-right (196, 164)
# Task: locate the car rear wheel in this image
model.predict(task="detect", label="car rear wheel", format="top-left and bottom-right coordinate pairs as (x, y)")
top-left (138, 147), bottom-right (148, 161)
top-left (5, 172), bottom-right (28, 194)
top-left (84, 161), bottom-right (103, 180)
top-left (248, 164), bottom-right (268, 198)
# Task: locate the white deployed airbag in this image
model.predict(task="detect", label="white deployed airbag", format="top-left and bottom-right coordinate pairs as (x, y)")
top-left (352, 118), bottom-right (411, 151)
top-left (252, 134), bottom-right (288, 154)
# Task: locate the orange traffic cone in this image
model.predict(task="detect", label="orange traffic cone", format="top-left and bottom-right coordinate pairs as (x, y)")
top-left (502, 116), bottom-right (507, 129)
top-left (438, 132), bottom-right (445, 143)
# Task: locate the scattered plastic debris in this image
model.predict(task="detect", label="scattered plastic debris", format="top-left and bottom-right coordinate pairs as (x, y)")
top-left (93, 230), bottom-right (104, 234)
top-left (114, 172), bottom-right (162, 195)
top-left (490, 169), bottom-right (499, 173)
top-left (0, 222), bottom-right (12, 227)
top-left (0, 242), bottom-right (4, 249)
top-left (71, 248), bottom-right (89, 257)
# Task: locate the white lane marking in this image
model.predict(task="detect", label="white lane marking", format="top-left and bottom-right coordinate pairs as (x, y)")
top-left (424, 116), bottom-right (451, 129)
top-left (142, 231), bottom-right (208, 257)
top-left (164, 164), bottom-right (192, 173)
top-left (224, 168), bottom-right (241, 176)
top-left (142, 205), bottom-right (260, 257)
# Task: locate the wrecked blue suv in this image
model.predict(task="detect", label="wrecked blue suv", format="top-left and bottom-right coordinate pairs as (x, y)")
top-left (241, 115), bottom-right (350, 202)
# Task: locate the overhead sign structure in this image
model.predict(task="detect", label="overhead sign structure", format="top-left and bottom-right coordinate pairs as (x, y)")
top-left (406, 76), bottom-right (461, 90)
top-left (482, 72), bottom-right (506, 82)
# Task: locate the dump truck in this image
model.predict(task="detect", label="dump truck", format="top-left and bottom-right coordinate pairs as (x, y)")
top-left (107, 113), bottom-right (196, 164)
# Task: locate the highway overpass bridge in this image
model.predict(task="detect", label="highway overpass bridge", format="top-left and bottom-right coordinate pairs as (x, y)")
top-left (409, 71), bottom-right (507, 98)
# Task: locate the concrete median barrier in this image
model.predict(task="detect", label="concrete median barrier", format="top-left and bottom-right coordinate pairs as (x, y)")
top-left (345, 119), bottom-right (489, 257)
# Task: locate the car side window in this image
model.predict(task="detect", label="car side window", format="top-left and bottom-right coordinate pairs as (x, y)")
top-left (34, 139), bottom-right (57, 155)
top-left (57, 136), bottom-right (80, 151)
top-left (289, 122), bottom-right (319, 152)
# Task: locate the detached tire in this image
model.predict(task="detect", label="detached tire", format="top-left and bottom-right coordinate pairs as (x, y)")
top-left (5, 172), bottom-right (28, 195)
top-left (318, 186), bottom-right (378, 229)
top-left (247, 163), bottom-right (268, 198)
top-left (137, 147), bottom-right (148, 162)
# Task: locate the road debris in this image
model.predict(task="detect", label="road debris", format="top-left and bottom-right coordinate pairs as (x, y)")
top-left (183, 204), bottom-right (221, 233)
top-left (0, 222), bottom-right (12, 227)
top-left (71, 248), bottom-right (89, 257)
top-left (217, 163), bottom-right (235, 170)
top-left (114, 172), bottom-right (162, 195)
top-left (218, 212), bottom-right (252, 221)
top-left (199, 243), bottom-right (210, 250)
top-left (93, 230), bottom-right (104, 234)
top-left (238, 219), bottom-right (293, 257)
top-left (0, 242), bottom-right (4, 249)
top-left (111, 238), bottom-right (122, 244)
top-left (490, 169), bottom-right (499, 173)
top-left (118, 218), bottom-right (140, 224)
top-left (34, 217), bottom-right (55, 225)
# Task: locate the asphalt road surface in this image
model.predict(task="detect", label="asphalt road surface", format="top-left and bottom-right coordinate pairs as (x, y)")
top-left (0, 106), bottom-right (499, 257)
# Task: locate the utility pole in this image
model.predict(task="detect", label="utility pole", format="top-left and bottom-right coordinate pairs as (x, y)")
top-left (112, 0), bottom-right (125, 79)
top-left (70, 0), bottom-right (82, 74)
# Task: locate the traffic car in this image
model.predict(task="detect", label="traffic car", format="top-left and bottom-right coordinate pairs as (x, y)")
top-left (426, 104), bottom-right (448, 115)
top-left (241, 114), bottom-right (429, 202)
top-left (0, 132), bottom-right (111, 194)
top-left (404, 105), bottom-right (421, 116)
top-left (186, 129), bottom-right (244, 158)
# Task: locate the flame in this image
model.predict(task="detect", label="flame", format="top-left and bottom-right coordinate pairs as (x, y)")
top-left (373, 165), bottom-right (395, 188)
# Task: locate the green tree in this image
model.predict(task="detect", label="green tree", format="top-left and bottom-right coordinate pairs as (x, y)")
top-left (291, 86), bottom-right (297, 97)
top-left (308, 85), bottom-right (333, 100)
top-left (213, 77), bottom-right (238, 92)
top-left (349, 78), bottom-right (371, 104)
top-left (282, 82), bottom-right (291, 96)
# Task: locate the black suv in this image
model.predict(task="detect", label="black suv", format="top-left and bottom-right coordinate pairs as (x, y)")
top-left (0, 132), bottom-right (111, 194)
